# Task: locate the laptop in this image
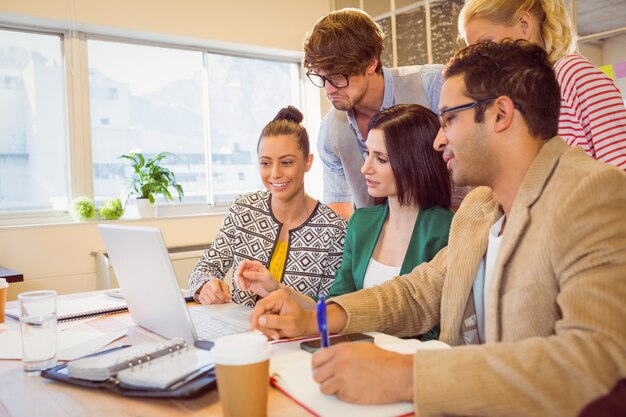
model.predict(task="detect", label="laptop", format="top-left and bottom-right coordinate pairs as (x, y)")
top-left (98, 224), bottom-right (252, 345)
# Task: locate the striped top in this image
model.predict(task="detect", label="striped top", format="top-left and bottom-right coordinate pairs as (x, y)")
top-left (554, 54), bottom-right (626, 169)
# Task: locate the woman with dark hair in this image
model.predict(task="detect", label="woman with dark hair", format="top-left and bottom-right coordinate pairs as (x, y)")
top-left (237, 105), bottom-right (452, 338)
top-left (189, 106), bottom-right (346, 307)
top-left (325, 104), bottom-right (452, 303)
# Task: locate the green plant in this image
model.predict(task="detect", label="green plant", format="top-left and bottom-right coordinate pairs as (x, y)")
top-left (119, 152), bottom-right (184, 204)
top-left (70, 196), bottom-right (96, 222)
top-left (99, 197), bottom-right (124, 220)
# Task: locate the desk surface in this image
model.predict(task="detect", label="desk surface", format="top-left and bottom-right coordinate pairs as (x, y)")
top-left (0, 292), bottom-right (310, 417)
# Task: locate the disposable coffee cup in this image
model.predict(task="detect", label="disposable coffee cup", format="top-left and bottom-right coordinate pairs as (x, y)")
top-left (0, 278), bottom-right (7, 323)
top-left (211, 333), bottom-right (271, 417)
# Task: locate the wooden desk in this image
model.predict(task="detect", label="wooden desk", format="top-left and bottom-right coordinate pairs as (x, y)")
top-left (0, 293), bottom-right (310, 417)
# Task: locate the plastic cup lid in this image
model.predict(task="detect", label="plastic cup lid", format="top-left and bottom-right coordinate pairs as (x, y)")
top-left (0, 278), bottom-right (7, 288)
top-left (211, 332), bottom-right (270, 365)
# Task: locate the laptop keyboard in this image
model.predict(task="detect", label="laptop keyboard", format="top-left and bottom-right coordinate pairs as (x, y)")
top-left (189, 308), bottom-right (247, 342)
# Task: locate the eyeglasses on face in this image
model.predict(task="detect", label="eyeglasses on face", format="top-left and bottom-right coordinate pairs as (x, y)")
top-left (439, 98), bottom-right (497, 131)
top-left (306, 71), bottom-right (350, 89)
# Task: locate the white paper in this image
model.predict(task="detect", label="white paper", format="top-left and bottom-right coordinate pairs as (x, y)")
top-left (58, 329), bottom-right (128, 360)
top-left (0, 327), bottom-right (127, 360)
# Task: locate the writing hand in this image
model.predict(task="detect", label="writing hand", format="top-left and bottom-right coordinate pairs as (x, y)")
top-left (198, 278), bottom-right (231, 304)
top-left (311, 342), bottom-right (414, 404)
top-left (235, 259), bottom-right (280, 297)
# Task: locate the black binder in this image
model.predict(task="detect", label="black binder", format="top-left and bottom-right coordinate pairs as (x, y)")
top-left (41, 345), bottom-right (216, 399)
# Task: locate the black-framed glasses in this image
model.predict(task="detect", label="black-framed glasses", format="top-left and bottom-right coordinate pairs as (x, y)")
top-left (306, 71), bottom-right (350, 89)
top-left (439, 98), bottom-right (497, 131)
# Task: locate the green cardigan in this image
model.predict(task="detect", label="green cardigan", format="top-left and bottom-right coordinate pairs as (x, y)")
top-left (328, 204), bottom-right (453, 297)
top-left (328, 204), bottom-right (453, 340)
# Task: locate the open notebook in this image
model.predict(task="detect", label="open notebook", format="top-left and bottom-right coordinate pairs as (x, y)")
top-left (270, 332), bottom-right (450, 417)
top-left (6, 293), bottom-right (128, 323)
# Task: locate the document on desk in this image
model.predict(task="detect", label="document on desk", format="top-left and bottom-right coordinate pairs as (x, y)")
top-left (5, 294), bottom-right (128, 323)
top-left (0, 327), bottom-right (127, 360)
top-left (269, 333), bottom-right (450, 417)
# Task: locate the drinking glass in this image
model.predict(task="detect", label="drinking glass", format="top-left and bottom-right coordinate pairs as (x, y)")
top-left (18, 290), bottom-right (58, 374)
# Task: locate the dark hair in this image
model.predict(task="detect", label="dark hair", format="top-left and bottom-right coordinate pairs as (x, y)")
top-left (303, 8), bottom-right (384, 76)
top-left (368, 104), bottom-right (451, 208)
top-left (444, 40), bottom-right (560, 139)
top-left (258, 105), bottom-right (309, 156)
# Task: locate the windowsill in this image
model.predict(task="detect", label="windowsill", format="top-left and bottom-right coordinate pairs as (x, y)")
top-left (0, 204), bottom-right (229, 229)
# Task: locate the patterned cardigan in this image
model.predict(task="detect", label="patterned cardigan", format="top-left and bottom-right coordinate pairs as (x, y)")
top-left (189, 190), bottom-right (347, 307)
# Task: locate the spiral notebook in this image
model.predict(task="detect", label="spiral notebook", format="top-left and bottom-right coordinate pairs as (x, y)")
top-left (67, 339), bottom-right (214, 390)
top-left (6, 294), bottom-right (128, 323)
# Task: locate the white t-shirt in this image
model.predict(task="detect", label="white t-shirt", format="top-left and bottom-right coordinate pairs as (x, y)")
top-left (473, 215), bottom-right (506, 344)
top-left (363, 258), bottom-right (401, 289)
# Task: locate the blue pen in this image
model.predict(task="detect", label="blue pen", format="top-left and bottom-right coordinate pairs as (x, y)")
top-left (317, 295), bottom-right (330, 348)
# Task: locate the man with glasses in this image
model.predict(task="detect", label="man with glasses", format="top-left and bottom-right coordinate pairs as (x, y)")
top-left (304, 8), bottom-right (446, 219)
top-left (249, 41), bottom-right (626, 416)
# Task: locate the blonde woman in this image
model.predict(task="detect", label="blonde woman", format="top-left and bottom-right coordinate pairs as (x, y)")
top-left (459, 0), bottom-right (626, 169)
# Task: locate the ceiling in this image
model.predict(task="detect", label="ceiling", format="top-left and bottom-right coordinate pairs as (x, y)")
top-left (573, 0), bottom-right (626, 39)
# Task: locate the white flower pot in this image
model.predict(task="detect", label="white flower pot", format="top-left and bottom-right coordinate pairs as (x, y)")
top-left (136, 198), bottom-right (157, 219)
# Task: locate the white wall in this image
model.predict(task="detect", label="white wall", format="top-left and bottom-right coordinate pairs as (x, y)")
top-left (0, 0), bottom-right (331, 300)
top-left (0, 0), bottom-right (329, 51)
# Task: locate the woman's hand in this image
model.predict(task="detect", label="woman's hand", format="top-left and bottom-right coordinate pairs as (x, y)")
top-left (198, 278), bottom-right (231, 304)
top-left (235, 259), bottom-right (280, 297)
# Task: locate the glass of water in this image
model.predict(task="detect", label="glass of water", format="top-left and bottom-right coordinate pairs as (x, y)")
top-left (18, 290), bottom-right (58, 374)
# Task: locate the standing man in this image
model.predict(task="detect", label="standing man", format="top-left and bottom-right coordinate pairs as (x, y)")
top-left (248, 41), bottom-right (626, 416)
top-left (304, 8), bottom-right (445, 219)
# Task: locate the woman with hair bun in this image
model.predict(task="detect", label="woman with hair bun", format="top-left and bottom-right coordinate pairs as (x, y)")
top-left (189, 106), bottom-right (347, 307)
top-left (459, 0), bottom-right (626, 169)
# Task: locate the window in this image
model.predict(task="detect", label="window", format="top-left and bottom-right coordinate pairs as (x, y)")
top-left (4, 76), bottom-right (19, 90)
top-left (88, 40), bottom-right (207, 205)
top-left (205, 53), bottom-right (300, 204)
top-left (88, 39), bottom-right (302, 207)
top-left (0, 28), bottom-right (68, 213)
top-left (0, 26), bottom-right (310, 222)
top-left (107, 88), bottom-right (118, 100)
top-left (334, 0), bottom-right (465, 66)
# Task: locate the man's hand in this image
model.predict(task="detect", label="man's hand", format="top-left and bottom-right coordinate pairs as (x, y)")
top-left (249, 288), bottom-right (317, 340)
top-left (198, 278), bottom-right (231, 304)
top-left (235, 259), bottom-right (280, 297)
top-left (311, 342), bottom-right (414, 404)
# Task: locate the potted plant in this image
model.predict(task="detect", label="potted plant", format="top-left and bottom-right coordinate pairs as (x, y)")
top-left (69, 196), bottom-right (96, 222)
top-left (99, 197), bottom-right (124, 220)
top-left (119, 152), bottom-right (184, 218)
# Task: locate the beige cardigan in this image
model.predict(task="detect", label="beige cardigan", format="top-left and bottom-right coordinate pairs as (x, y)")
top-left (333, 137), bottom-right (626, 417)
